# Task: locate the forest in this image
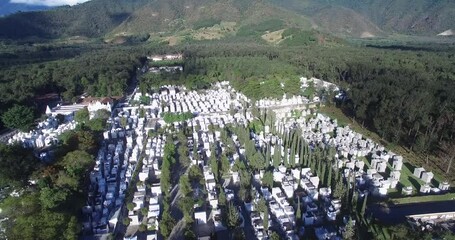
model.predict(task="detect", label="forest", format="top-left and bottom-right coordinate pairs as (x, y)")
top-left (0, 43), bottom-right (146, 129)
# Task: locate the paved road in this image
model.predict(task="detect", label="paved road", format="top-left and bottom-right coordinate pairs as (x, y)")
top-left (369, 200), bottom-right (455, 224)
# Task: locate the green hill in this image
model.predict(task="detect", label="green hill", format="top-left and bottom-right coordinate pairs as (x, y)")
top-left (0, 0), bottom-right (150, 39)
top-left (271, 0), bottom-right (455, 36)
top-left (0, 0), bottom-right (317, 45)
top-left (0, 0), bottom-right (453, 41)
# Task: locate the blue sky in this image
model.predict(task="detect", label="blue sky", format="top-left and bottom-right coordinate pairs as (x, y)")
top-left (9, 0), bottom-right (90, 6)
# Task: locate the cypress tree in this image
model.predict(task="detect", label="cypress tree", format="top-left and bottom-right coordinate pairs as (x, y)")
top-left (296, 197), bottom-right (302, 221)
top-left (321, 161), bottom-right (327, 186)
top-left (273, 144), bottom-right (281, 168)
top-left (299, 139), bottom-right (305, 167)
top-left (327, 159), bottom-right (333, 188)
top-left (360, 192), bottom-right (368, 217)
top-left (264, 207), bottom-right (269, 231)
top-left (290, 144), bottom-right (296, 168)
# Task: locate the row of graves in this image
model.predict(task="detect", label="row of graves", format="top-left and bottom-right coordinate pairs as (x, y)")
top-left (300, 77), bottom-right (339, 93)
top-left (189, 124), bottom-right (339, 239)
top-left (228, 106), bottom-right (452, 239)
top-left (8, 115), bottom-right (77, 148)
top-left (256, 77), bottom-right (340, 109)
top-left (125, 134), bottom-right (164, 240)
top-left (186, 118), bottom-right (250, 238)
top-left (8, 99), bottom-right (113, 148)
top-left (81, 107), bottom-right (150, 238)
top-left (274, 111), bottom-right (450, 197)
top-left (253, 132), bottom-right (342, 240)
top-left (257, 95), bottom-right (310, 109)
top-left (112, 87), bottom-right (252, 239)
top-left (115, 82), bottom-right (252, 239)
top-left (131, 82), bottom-right (248, 116)
top-left (251, 132), bottom-right (302, 239)
top-left (259, 108), bottom-right (455, 239)
top-left (183, 123), bottom-right (340, 239)
top-left (176, 92), bottom-right (343, 239)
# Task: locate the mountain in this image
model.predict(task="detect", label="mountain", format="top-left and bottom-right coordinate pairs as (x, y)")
top-left (0, 0), bottom-right (453, 40)
top-left (0, 0), bottom-right (50, 17)
top-left (272, 0), bottom-right (455, 36)
top-left (0, 0), bottom-right (314, 41)
top-left (0, 0), bottom-right (151, 39)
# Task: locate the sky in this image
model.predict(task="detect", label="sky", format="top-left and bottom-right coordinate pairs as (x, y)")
top-left (9, 0), bottom-right (90, 6)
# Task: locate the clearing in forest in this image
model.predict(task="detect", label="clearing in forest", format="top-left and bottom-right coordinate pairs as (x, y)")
top-left (192, 21), bottom-right (237, 40)
top-left (261, 29), bottom-right (286, 43)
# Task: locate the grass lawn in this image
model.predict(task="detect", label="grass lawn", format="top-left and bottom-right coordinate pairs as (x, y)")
top-left (319, 106), bottom-right (450, 185)
top-left (390, 192), bottom-right (455, 205)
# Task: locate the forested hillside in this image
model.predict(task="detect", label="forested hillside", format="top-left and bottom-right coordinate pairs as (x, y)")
top-left (0, 43), bottom-right (145, 130)
top-left (0, 0), bottom-right (453, 40)
top-left (331, 0), bottom-right (455, 35)
top-left (0, 0), bottom-right (314, 41)
top-left (270, 0), bottom-right (455, 36)
top-left (0, 0), bottom-right (150, 39)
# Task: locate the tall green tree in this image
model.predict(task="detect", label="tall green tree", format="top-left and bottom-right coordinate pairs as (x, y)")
top-left (296, 197), bottom-right (302, 221)
top-left (270, 232), bottom-right (281, 240)
top-left (160, 211), bottom-right (176, 238)
top-left (226, 202), bottom-right (240, 231)
top-left (360, 193), bottom-right (368, 217)
top-left (343, 218), bottom-right (355, 240)
top-left (0, 144), bottom-right (38, 186)
top-left (273, 145), bottom-right (281, 168)
top-left (1, 104), bottom-right (34, 131)
top-left (74, 107), bottom-right (89, 124)
top-left (262, 170), bottom-right (274, 189)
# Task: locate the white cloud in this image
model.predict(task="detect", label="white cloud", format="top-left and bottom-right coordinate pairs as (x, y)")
top-left (9, 0), bottom-right (91, 7)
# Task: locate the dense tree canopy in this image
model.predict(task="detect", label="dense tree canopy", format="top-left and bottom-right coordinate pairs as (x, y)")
top-left (0, 45), bottom-right (145, 122)
top-left (0, 123), bottom-right (100, 239)
top-left (1, 104), bottom-right (34, 131)
top-left (0, 143), bottom-right (38, 186)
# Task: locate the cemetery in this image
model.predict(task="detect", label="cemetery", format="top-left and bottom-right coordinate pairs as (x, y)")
top-left (7, 97), bottom-right (115, 148)
top-left (5, 72), bottom-right (452, 239)
top-left (7, 114), bottom-right (77, 148)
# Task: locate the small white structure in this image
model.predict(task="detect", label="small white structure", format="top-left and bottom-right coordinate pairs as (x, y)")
top-left (84, 97), bottom-right (113, 112)
top-left (392, 157), bottom-right (403, 171)
top-left (421, 171), bottom-right (434, 184)
top-left (402, 186), bottom-right (413, 195)
top-left (376, 161), bottom-right (387, 173)
top-left (195, 210), bottom-right (207, 224)
top-left (413, 167), bottom-right (425, 179)
top-left (439, 182), bottom-right (450, 191)
top-left (46, 104), bottom-right (86, 116)
top-left (420, 184), bottom-right (431, 194)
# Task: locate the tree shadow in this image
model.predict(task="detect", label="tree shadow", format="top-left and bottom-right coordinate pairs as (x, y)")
top-left (404, 162), bottom-right (415, 174)
top-left (408, 177), bottom-right (421, 192)
top-left (431, 178), bottom-right (440, 188)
